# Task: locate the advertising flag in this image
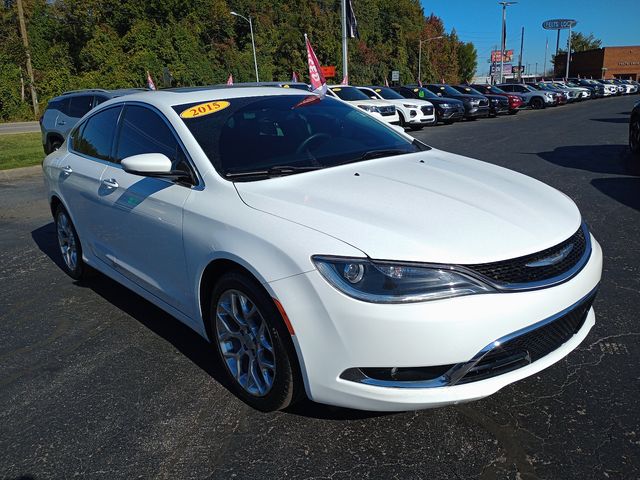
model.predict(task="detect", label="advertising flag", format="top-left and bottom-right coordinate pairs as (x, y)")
top-left (226, 73), bottom-right (233, 85)
top-left (346, 0), bottom-right (359, 39)
top-left (146, 71), bottom-right (156, 91)
top-left (304, 34), bottom-right (327, 97)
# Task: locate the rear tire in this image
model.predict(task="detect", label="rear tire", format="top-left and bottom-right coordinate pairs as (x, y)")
top-left (54, 205), bottom-right (87, 280)
top-left (210, 271), bottom-right (303, 412)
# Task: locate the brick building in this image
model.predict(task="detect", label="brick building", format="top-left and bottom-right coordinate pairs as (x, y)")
top-left (554, 46), bottom-right (640, 80)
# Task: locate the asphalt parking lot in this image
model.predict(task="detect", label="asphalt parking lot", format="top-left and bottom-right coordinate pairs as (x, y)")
top-left (1, 96), bottom-right (639, 480)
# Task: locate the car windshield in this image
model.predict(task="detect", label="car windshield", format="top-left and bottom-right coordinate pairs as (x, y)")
top-left (411, 87), bottom-right (439, 100)
top-left (371, 87), bottom-right (405, 100)
top-left (176, 95), bottom-right (428, 181)
top-left (479, 85), bottom-right (506, 94)
top-left (429, 85), bottom-right (461, 96)
top-left (329, 86), bottom-right (370, 101)
top-left (455, 86), bottom-right (483, 95)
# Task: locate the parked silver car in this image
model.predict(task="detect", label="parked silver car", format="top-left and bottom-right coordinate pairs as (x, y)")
top-left (40, 88), bottom-right (144, 154)
top-left (496, 83), bottom-right (555, 109)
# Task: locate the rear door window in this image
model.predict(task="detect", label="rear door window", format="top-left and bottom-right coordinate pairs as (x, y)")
top-left (68, 95), bottom-right (95, 118)
top-left (71, 106), bottom-right (122, 160)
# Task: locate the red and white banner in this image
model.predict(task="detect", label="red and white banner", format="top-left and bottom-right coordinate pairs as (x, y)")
top-left (146, 71), bottom-right (156, 91)
top-left (304, 34), bottom-right (327, 97)
top-left (226, 73), bottom-right (233, 85)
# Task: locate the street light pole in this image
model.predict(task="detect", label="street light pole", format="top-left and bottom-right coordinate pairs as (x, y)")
top-left (565, 24), bottom-right (572, 80)
top-left (231, 11), bottom-right (259, 82)
top-left (418, 36), bottom-right (443, 83)
top-left (498, 1), bottom-right (517, 84)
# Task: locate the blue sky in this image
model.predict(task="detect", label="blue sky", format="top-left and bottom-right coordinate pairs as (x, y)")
top-left (420, 0), bottom-right (640, 77)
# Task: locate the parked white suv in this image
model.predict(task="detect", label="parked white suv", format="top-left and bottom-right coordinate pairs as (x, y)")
top-left (357, 86), bottom-right (436, 130)
top-left (327, 85), bottom-right (400, 124)
top-left (43, 87), bottom-right (602, 412)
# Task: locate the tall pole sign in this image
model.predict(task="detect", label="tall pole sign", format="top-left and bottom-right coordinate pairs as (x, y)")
top-left (542, 19), bottom-right (577, 78)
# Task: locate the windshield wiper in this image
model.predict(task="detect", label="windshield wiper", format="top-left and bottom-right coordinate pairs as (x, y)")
top-left (358, 149), bottom-right (412, 161)
top-left (225, 165), bottom-right (323, 179)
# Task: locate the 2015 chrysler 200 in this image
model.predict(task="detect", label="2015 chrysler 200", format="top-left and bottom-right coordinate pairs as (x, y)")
top-left (43, 87), bottom-right (602, 412)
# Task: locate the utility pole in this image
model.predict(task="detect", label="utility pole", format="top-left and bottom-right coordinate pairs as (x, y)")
top-left (517, 26), bottom-right (524, 82)
top-left (498, 2), bottom-right (517, 84)
top-left (543, 37), bottom-right (548, 78)
top-left (341, 0), bottom-right (348, 82)
top-left (565, 24), bottom-right (572, 79)
top-left (16, 0), bottom-right (38, 117)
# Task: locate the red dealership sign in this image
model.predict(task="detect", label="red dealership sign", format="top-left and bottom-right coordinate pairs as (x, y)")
top-left (320, 66), bottom-right (336, 78)
top-left (491, 50), bottom-right (514, 63)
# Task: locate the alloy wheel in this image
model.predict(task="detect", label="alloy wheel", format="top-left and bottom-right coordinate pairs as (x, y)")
top-left (215, 289), bottom-right (276, 397)
top-left (630, 117), bottom-right (640, 154)
top-left (56, 211), bottom-right (77, 272)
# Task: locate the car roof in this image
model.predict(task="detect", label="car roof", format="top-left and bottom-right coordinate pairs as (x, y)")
top-left (97, 86), bottom-right (315, 109)
top-left (54, 88), bottom-right (147, 100)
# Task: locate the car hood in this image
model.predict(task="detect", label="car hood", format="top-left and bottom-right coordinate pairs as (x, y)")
top-left (385, 99), bottom-right (433, 108)
top-left (234, 149), bottom-right (581, 264)
top-left (344, 99), bottom-right (394, 108)
top-left (429, 97), bottom-right (464, 106)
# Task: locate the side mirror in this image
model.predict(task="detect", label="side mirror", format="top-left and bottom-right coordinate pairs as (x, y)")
top-left (122, 153), bottom-right (172, 175)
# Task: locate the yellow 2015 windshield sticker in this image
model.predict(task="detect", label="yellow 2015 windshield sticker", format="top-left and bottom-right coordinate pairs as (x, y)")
top-left (180, 101), bottom-right (230, 119)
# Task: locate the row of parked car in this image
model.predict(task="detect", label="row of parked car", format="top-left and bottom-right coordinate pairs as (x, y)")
top-left (40, 77), bottom-right (640, 154)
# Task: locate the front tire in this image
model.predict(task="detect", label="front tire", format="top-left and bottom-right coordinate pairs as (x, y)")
top-left (630, 114), bottom-right (640, 156)
top-left (210, 271), bottom-right (302, 412)
top-left (54, 205), bottom-right (87, 280)
top-left (531, 97), bottom-right (545, 109)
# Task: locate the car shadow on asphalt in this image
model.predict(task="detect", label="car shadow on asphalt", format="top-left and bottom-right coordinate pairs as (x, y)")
top-left (537, 144), bottom-right (638, 177)
top-left (30, 222), bottom-right (231, 389)
top-left (590, 177), bottom-right (640, 211)
top-left (31, 222), bottom-right (395, 420)
top-left (590, 117), bottom-right (630, 124)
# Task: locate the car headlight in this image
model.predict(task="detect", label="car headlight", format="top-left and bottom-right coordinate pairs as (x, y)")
top-left (312, 256), bottom-right (495, 303)
top-left (403, 104), bottom-right (419, 109)
top-left (438, 103), bottom-right (451, 108)
top-left (358, 105), bottom-right (379, 113)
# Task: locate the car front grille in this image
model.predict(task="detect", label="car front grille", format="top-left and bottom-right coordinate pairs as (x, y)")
top-left (479, 99), bottom-right (489, 107)
top-left (463, 224), bottom-right (588, 288)
top-left (421, 105), bottom-right (434, 115)
top-left (379, 106), bottom-right (396, 116)
top-left (457, 288), bottom-right (596, 384)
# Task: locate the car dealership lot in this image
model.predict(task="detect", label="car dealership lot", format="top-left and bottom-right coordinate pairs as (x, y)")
top-left (1, 95), bottom-right (638, 479)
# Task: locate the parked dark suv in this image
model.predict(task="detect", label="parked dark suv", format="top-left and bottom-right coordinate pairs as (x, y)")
top-left (392, 86), bottom-right (465, 124)
top-left (40, 88), bottom-right (144, 154)
top-left (423, 84), bottom-right (489, 119)
top-left (452, 85), bottom-right (509, 117)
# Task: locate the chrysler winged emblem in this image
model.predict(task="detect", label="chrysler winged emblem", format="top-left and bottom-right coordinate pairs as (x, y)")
top-left (525, 244), bottom-right (574, 268)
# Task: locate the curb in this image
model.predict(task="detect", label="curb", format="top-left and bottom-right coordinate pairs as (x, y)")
top-left (0, 165), bottom-right (43, 181)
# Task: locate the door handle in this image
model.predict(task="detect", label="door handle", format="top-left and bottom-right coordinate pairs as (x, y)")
top-left (62, 165), bottom-right (73, 175)
top-left (57, 121), bottom-right (66, 126)
top-left (102, 178), bottom-right (119, 189)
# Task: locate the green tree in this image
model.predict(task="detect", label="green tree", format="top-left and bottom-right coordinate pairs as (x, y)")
top-left (0, 0), bottom-right (477, 121)
top-left (457, 41), bottom-right (477, 83)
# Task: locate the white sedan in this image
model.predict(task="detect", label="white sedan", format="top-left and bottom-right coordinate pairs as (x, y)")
top-left (44, 87), bottom-right (602, 412)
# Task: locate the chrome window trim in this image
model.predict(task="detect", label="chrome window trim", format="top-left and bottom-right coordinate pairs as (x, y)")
top-left (341, 285), bottom-right (598, 389)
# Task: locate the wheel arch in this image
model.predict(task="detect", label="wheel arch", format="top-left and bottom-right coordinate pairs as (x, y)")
top-left (198, 255), bottom-right (307, 397)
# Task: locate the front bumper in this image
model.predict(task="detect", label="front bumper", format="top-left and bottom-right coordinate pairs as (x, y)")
top-left (464, 105), bottom-right (490, 118)
top-left (270, 235), bottom-right (603, 411)
top-left (438, 107), bottom-right (465, 121)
